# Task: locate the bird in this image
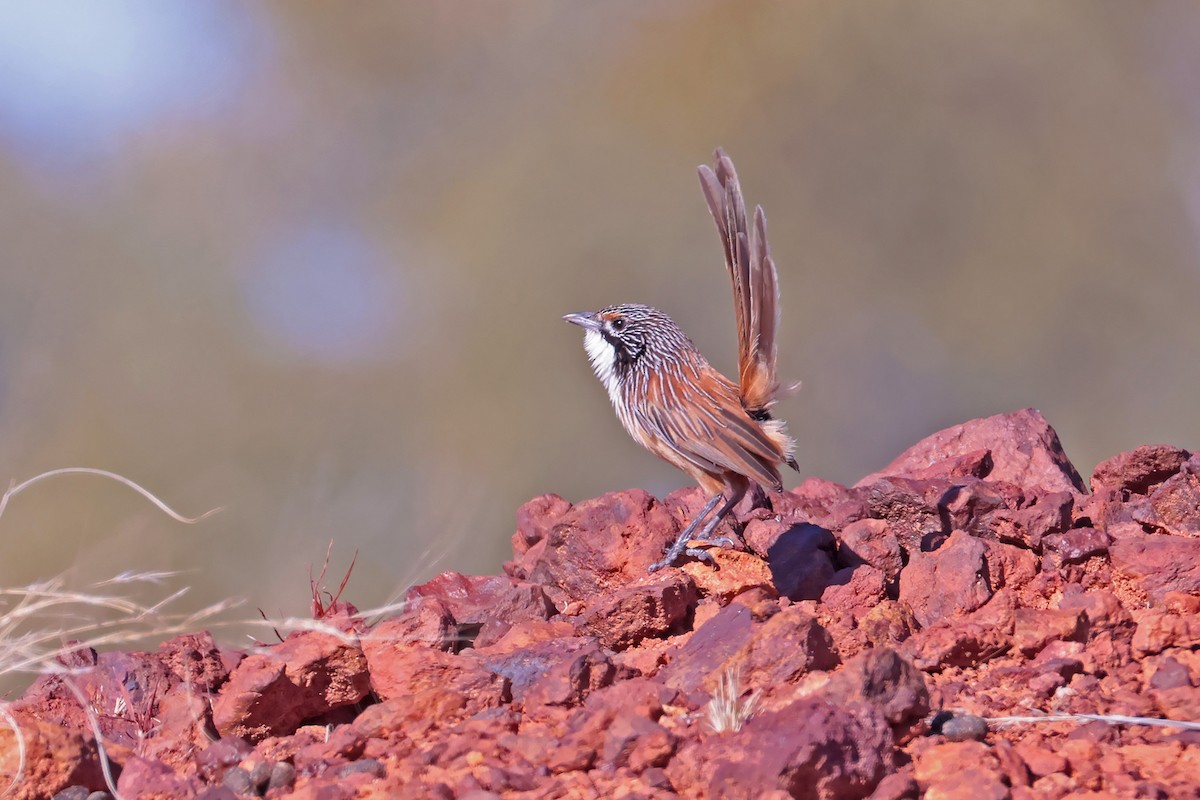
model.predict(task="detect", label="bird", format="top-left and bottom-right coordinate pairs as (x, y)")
top-left (564, 148), bottom-right (799, 571)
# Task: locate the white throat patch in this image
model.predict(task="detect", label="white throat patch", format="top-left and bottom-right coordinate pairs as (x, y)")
top-left (582, 328), bottom-right (622, 407)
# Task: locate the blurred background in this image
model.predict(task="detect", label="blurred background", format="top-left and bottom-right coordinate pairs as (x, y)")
top-left (1, 2), bottom-right (1198, 634)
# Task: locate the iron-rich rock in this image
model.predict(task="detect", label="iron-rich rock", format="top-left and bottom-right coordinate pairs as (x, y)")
top-left (576, 571), bottom-right (696, 650)
top-left (514, 490), bottom-right (680, 603)
top-left (856, 408), bottom-right (1086, 496)
top-left (481, 637), bottom-right (614, 710)
top-left (212, 631), bottom-right (371, 740)
top-left (899, 530), bottom-right (993, 628)
top-left (1090, 445), bottom-right (1191, 496)
top-left (836, 518), bottom-right (903, 581)
top-left (697, 698), bottom-right (892, 800)
top-left (1110, 530), bottom-right (1200, 603)
top-left (821, 647), bottom-right (929, 737)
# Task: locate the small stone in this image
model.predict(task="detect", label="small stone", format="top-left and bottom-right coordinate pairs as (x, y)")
top-left (246, 760), bottom-right (272, 792)
top-left (934, 711), bottom-right (989, 742)
top-left (50, 788), bottom-right (90, 800)
top-left (220, 767), bottom-right (255, 796)
top-left (267, 761), bottom-right (296, 792)
top-left (336, 758), bottom-right (385, 778)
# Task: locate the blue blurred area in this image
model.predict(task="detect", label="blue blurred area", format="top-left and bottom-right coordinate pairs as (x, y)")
top-left (243, 223), bottom-right (405, 365)
top-left (0, 1), bottom-right (264, 167)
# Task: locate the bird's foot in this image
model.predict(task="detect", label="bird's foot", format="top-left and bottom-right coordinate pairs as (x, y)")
top-left (647, 535), bottom-right (737, 572)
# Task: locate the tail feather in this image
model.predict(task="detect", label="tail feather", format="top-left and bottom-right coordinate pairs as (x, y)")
top-left (698, 149), bottom-right (792, 413)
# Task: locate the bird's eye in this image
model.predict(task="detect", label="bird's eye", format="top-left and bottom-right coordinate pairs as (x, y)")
top-left (611, 318), bottom-right (626, 332)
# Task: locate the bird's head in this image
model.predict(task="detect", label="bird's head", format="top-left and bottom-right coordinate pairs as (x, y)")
top-left (563, 304), bottom-right (690, 392)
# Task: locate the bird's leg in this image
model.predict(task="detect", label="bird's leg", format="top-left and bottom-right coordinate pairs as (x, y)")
top-left (649, 490), bottom-right (741, 572)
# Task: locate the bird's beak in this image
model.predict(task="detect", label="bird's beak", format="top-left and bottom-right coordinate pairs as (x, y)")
top-left (563, 312), bottom-right (601, 331)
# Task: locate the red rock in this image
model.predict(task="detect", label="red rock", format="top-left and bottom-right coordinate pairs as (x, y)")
top-left (1042, 527), bottom-right (1110, 566)
top-left (405, 572), bottom-right (556, 649)
top-left (837, 519), bottom-right (903, 581)
top-left (743, 521), bottom-right (836, 600)
top-left (364, 645), bottom-right (508, 719)
top-left (856, 477), bottom-right (949, 555)
top-left (577, 572), bottom-right (697, 650)
top-left (115, 755), bottom-right (202, 799)
top-left (992, 739), bottom-right (1032, 789)
top-left (1140, 459), bottom-right (1200, 537)
top-left (1131, 608), bottom-right (1200, 656)
top-left (0, 717), bottom-right (105, 800)
top-left (820, 647), bottom-right (929, 736)
top-left (147, 688), bottom-right (218, 768)
top-left (1109, 531), bottom-right (1200, 604)
top-left (1057, 587), bottom-right (1131, 632)
top-left (899, 530), bottom-right (993, 628)
top-left (1145, 655), bottom-right (1192, 690)
top-left (867, 771), bottom-right (920, 800)
top-left (365, 596), bottom-right (456, 653)
top-left (908, 624), bottom-right (1002, 673)
top-left (681, 548), bottom-right (775, 600)
top-left (821, 565), bottom-right (887, 617)
top-left (772, 476), bottom-right (868, 532)
top-left (1150, 684), bottom-right (1200, 722)
top-left (1116, 741), bottom-right (1200, 795)
top-left (982, 539), bottom-right (1038, 593)
top-left (158, 631), bottom-right (229, 690)
top-left (856, 408), bottom-right (1086, 496)
top-left (17, 647), bottom-right (186, 751)
top-left (600, 711), bottom-right (677, 770)
top-left (511, 493), bottom-right (573, 555)
top-left (21, 411), bottom-right (1200, 799)
top-left (984, 489), bottom-right (1075, 549)
top-left (468, 618), bottom-right (575, 656)
top-left (904, 606), bottom-right (1014, 672)
top-left (515, 490), bottom-right (680, 603)
top-left (480, 637), bottom-right (613, 710)
top-left (1013, 740), bottom-right (1068, 779)
top-left (726, 605), bottom-right (839, 695)
top-left (406, 572), bottom-right (556, 626)
top-left (211, 631), bottom-right (371, 740)
top-left (657, 601), bottom-right (757, 691)
top-left (1012, 608), bottom-right (1086, 656)
top-left (695, 698), bottom-right (891, 800)
top-left (913, 741), bottom-right (1008, 800)
top-left (938, 479), bottom-right (1021, 535)
top-left (849, 603), bottom-right (911, 651)
top-left (1090, 445), bottom-right (1191, 495)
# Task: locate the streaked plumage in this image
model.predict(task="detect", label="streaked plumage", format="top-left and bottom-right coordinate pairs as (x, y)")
top-left (565, 149), bottom-right (798, 570)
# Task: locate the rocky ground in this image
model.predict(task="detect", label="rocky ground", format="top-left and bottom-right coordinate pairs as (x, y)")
top-left (3, 408), bottom-right (1199, 799)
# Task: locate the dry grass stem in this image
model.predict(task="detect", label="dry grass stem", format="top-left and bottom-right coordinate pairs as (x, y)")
top-left (987, 712), bottom-right (1200, 731)
top-left (706, 666), bottom-right (761, 733)
top-left (0, 467), bottom-right (221, 525)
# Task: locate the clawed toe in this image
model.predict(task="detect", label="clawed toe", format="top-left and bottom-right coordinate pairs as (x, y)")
top-left (698, 536), bottom-right (735, 549)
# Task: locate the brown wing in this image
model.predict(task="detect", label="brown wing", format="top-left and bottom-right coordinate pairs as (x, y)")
top-left (633, 364), bottom-right (785, 492)
top-left (697, 149), bottom-right (784, 413)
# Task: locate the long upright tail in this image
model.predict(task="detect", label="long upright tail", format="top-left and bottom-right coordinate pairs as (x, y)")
top-left (696, 148), bottom-right (793, 415)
